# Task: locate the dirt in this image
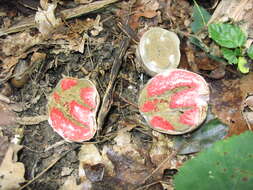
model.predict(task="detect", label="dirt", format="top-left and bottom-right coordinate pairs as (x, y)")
top-left (0, 0), bottom-right (252, 189)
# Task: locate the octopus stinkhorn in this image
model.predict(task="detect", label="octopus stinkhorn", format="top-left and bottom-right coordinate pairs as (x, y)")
top-left (138, 69), bottom-right (210, 135)
top-left (47, 77), bottom-right (100, 142)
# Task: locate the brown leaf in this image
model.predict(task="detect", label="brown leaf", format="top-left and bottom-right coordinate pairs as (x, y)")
top-left (128, 0), bottom-right (159, 30)
top-left (0, 101), bottom-right (17, 126)
top-left (60, 176), bottom-right (92, 190)
top-left (0, 136), bottom-right (9, 165)
top-left (0, 143), bottom-right (25, 190)
top-left (210, 73), bottom-right (253, 136)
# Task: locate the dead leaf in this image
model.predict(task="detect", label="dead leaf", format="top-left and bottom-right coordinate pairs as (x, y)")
top-left (127, 0), bottom-right (159, 30)
top-left (0, 142), bottom-right (25, 190)
top-left (78, 144), bottom-right (115, 179)
top-left (149, 131), bottom-right (174, 175)
top-left (0, 136), bottom-right (9, 165)
top-left (35, 3), bottom-right (62, 35)
top-left (60, 176), bottom-right (92, 190)
top-left (0, 32), bottom-right (43, 57)
top-left (0, 101), bottom-right (17, 126)
top-left (210, 73), bottom-right (253, 135)
top-left (31, 52), bottom-right (46, 63)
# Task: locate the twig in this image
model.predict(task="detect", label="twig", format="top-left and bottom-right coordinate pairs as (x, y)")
top-left (16, 115), bottom-right (48, 125)
top-left (18, 145), bottom-right (79, 190)
top-left (97, 36), bottom-right (130, 134)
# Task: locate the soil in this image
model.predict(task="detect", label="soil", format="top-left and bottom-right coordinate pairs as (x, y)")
top-left (0, 0), bottom-right (249, 190)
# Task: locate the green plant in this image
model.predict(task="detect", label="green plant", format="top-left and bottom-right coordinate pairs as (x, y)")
top-left (174, 131), bottom-right (253, 190)
top-left (208, 23), bottom-right (251, 73)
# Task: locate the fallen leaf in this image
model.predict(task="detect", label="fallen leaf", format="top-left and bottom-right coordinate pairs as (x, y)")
top-left (60, 176), bottom-right (92, 190)
top-left (0, 32), bottom-right (43, 57)
top-left (0, 101), bottom-right (17, 126)
top-left (0, 142), bottom-right (25, 190)
top-left (149, 131), bottom-right (174, 175)
top-left (128, 0), bottom-right (159, 30)
top-left (0, 136), bottom-right (9, 165)
top-left (35, 3), bottom-right (62, 35)
top-left (210, 73), bottom-right (253, 135)
top-left (78, 144), bottom-right (114, 179)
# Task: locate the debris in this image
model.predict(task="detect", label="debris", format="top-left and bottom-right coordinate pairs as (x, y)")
top-left (10, 60), bottom-right (30, 88)
top-left (35, 3), bottom-right (62, 35)
top-left (97, 37), bottom-right (130, 134)
top-left (16, 115), bottom-right (48, 125)
top-left (210, 73), bottom-right (253, 135)
top-left (0, 138), bottom-right (25, 190)
top-left (139, 69), bottom-right (210, 135)
top-left (47, 77), bottom-right (100, 142)
top-left (0, 101), bottom-right (17, 126)
top-left (127, 0), bottom-right (159, 30)
top-left (136, 27), bottom-right (181, 76)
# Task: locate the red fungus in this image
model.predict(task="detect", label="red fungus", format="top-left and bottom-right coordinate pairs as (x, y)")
top-left (139, 69), bottom-right (209, 135)
top-left (47, 77), bottom-right (100, 142)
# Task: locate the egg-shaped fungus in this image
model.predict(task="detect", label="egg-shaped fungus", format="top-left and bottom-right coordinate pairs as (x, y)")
top-left (136, 27), bottom-right (181, 76)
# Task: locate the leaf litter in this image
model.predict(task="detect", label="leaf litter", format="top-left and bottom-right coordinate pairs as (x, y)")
top-left (0, 0), bottom-right (253, 189)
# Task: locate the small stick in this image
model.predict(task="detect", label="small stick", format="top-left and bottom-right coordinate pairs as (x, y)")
top-left (97, 36), bottom-right (130, 134)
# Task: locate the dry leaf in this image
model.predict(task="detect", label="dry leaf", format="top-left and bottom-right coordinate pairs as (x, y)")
top-left (149, 131), bottom-right (174, 175)
top-left (0, 101), bottom-right (17, 126)
top-left (35, 3), bottom-right (62, 35)
top-left (0, 32), bottom-right (43, 57)
top-left (0, 136), bottom-right (9, 165)
top-left (0, 143), bottom-right (25, 190)
top-left (78, 144), bottom-right (114, 179)
top-left (60, 176), bottom-right (92, 190)
top-left (127, 0), bottom-right (159, 29)
top-left (210, 73), bottom-right (253, 135)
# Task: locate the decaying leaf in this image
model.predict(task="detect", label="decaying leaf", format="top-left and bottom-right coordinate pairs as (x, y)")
top-left (0, 136), bottom-right (9, 165)
top-left (60, 176), bottom-right (92, 190)
top-left (74, 131), bottom-right (175, 189)
top-left (241, 94), bottom-right (253, 127)
top-left (0, 32), bottom-right (43, 57)
top-left (35, 3), bottom-right (62, 35)
top-left (0, 141), bottom-right (25, 190)
top-left (78, 144), bottom-right (114, 180)
top-left (0, 101), bottom-right (17, 126)
top-left (210, 73), bottom-right (253, 135)
top-left (149, 131), bottom-right (174, 174)
top-left (124, 0), bottom-right (159, 30)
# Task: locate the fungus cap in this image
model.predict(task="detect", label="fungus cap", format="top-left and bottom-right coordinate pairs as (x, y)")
top-left (138, 69), bottom-right (209, 135)
top-left (48, 77), bottom-right (100, 142)
top-left (137, 27), bottom-right (181, 76)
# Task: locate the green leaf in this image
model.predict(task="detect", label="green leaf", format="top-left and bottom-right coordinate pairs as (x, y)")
top-left (238, 57), bottom-right (249, 73)
top-left (221, 47), bottom-right (238, 64)
top-left (174, 119), bottom-right (228, 155)
top-left (174, 131), bottom-right (253, 190)
top-left (208, 23), bottom-right (246, 48)
top-left (191, 5), bottom-right (211, 33)
top-left (247, 45), bottom-right (253, 59)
